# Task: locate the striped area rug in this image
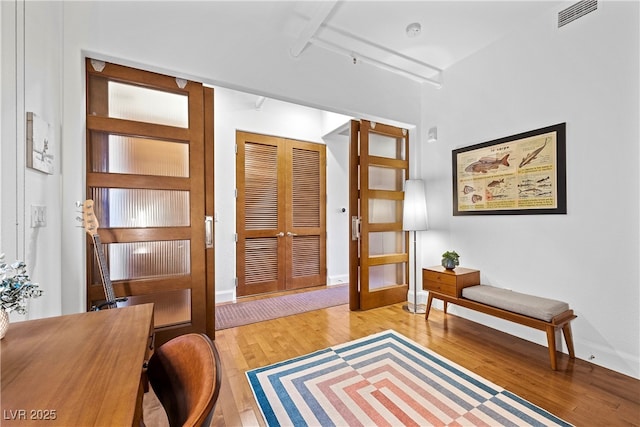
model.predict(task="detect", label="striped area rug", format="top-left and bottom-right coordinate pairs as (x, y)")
top-left (246, 330), bottom-right (572, 427)
top-left (215, 285), bottom-right (349, 330)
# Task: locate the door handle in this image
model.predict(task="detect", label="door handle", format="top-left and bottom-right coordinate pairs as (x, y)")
top-left (276, 232), bottom-right (285, 237)
top-left (205, 216), bottom-right (214, 248)
top-left (351, 216), bottom-right (361, 241)
top-left (287, 232), bottom-right (298, 237)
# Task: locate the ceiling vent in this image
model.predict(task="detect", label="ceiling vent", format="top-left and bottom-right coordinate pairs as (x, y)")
top-left (558, 0), bottom-right (597, 28)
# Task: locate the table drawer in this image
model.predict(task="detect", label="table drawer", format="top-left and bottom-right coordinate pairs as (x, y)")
top-left (424, 270), bottom-right (457, 286)
top-left (424, 279), bottom-right (457, 297)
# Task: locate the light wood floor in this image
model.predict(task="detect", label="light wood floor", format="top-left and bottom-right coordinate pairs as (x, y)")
top-left (148, 298), bottom-right (640, 426)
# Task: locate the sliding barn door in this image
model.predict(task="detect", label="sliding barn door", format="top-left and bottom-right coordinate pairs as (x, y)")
top-left (236, 132), bottom-right (326, 297)
top-left (85, 59), bottom-right (213, 344)
top-left (349, 120), bottom-right (409, 310)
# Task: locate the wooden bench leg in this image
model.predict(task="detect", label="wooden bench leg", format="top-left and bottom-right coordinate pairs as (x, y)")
top-left (562, 322), bottom-right (576, 359)
top-left (546, 326), bottom-right (558, 370)
top-left (425, 294), bottom-right (434, 320)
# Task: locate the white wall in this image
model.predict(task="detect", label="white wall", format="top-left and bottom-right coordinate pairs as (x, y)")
top-left (324, 127), bottom-right (350, 286)
top-left (1, 1), bottom-right (63, 321)
top-left (420, 2), bottom-right (639, 378)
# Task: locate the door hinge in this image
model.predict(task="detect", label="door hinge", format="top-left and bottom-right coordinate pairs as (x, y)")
top-left (235, 143), bottom-right (238, 154)
top-left (234, 233), bottom-right (238, 242)
top-left (234, 277), bottom-right (238, 287)
top-left (234, 188), bottom-right (238, 198)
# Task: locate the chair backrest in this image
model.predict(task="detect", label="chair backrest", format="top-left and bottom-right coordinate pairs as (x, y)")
top-left (147, 333), bottom-right (222, 427)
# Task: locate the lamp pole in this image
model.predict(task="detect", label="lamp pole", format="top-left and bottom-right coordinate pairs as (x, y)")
top-left (402, 179), bottom-right (428, 314)
top-left (412, 229), bottom-right (418, 313)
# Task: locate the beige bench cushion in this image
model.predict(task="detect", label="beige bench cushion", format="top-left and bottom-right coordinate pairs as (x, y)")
top-left (462, 285), bottom-right (569, 322)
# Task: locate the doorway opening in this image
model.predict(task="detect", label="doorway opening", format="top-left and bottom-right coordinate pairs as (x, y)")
top-left (235, 131), bottom-right (327, 297)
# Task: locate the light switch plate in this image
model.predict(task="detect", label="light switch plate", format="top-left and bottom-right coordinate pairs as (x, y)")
top-left (31, 205), bottom-right (47, 228)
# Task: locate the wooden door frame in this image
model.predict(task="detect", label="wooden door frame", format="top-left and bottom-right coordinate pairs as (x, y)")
top-left (204, 87), bottom-right (216, 337)
top-left (349, 119), bottom-right (410, 311)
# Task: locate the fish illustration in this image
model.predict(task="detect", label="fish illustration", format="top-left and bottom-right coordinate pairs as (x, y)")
top-left (519, 138), bottom-right (549, 168)
top-left (537, 176), bottom-right (550, 183)
top-left (462, 185), bottom-right (475, 194)
top-left (465, 154), bottom-right (510, 173)
top-left (519, 188), bottom-right (542, 194)
top-left (471, 194), bottom-right (483, 203)
top-left (488, 178), bottom-right (504, 187)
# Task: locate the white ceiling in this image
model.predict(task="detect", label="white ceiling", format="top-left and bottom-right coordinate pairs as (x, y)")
top-left (281, 1), bottom-right (567, 84)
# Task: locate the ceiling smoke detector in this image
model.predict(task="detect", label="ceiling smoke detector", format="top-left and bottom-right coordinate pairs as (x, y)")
top-left (406, 22), bottom-right (421, 38)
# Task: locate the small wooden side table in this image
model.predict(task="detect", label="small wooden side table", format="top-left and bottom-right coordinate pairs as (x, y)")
top-left (423, 266), bottom-right (480, 319)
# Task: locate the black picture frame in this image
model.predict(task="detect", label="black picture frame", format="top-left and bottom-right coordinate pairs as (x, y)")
top-left (452, 123), bottom-right (566, 216)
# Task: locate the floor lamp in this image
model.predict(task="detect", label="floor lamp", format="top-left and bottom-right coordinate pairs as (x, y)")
top-left (402, 179), bottom-right (428, 314)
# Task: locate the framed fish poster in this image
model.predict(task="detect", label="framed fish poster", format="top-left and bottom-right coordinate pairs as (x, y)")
top-left (452, 123), bottom-right (566, 215)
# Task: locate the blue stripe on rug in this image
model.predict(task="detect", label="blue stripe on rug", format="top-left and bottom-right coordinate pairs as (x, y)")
top-left (247, 347), bottom-right (334, 427)
top-left (267, 355), bottom-right (345, 427)
top-left (501, 390), bottom-right (574, 427)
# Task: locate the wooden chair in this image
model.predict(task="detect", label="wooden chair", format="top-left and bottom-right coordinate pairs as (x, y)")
top-left (147, 333), bottom-right (222, 427)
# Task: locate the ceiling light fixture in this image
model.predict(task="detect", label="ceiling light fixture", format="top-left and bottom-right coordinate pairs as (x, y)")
top-left (406, 22), bottom-right (421, 38)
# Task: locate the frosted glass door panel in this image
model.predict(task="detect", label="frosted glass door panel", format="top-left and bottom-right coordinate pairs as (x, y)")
top-left (369, 132), bottom-right (406, 160)
top-left (89, 133), bottom-right (189, 177)
top-left (108, 81), bottom-right (188, 128)
top-left (368, 166), bottom-right (405, 191)
top-left (368, 264), bottom-right (407, 291)
top-left (105, 240), bottom-right (191, 281)
top-left (121, 289), bottom-right (191, 328)
top-left (91, 188), bottom-right (189, 228)
top-left (368, 199), bottom-right (402, 223)
top-left (369, 232), bottom-right (405, 256)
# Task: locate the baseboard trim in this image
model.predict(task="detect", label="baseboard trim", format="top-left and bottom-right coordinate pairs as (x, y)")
top-left (328, 274), bottom-right (349, 286)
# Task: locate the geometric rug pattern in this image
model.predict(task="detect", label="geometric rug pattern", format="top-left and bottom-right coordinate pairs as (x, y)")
top-left (247, 330), bottom-right (573, 427)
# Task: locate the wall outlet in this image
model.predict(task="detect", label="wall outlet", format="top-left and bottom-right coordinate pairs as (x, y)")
top-left (31, 205), bottom-right (47, 228)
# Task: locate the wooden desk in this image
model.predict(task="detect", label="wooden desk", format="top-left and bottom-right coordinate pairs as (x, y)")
top-left (1, 304), bottom-right (154, 426)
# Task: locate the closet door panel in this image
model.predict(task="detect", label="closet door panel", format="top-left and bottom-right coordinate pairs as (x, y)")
top-left (236, 133), bottom-right (286, 296)
top-left (286, 141), bottom-right (326, 289)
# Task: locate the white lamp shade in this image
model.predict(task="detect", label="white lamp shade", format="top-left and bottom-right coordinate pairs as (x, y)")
top-left (402, 179), bottom-right (428, 231)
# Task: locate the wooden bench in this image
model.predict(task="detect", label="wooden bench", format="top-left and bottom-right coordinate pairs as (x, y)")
top-left (423, 267), bottom-right (576, 370)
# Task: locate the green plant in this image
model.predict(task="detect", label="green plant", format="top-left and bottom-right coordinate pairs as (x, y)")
top-left (0, 253), bottom-right (43, 314)
top-left (441, 250), bottom-right (460, 266)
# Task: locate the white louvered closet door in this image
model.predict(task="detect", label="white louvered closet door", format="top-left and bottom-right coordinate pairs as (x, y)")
top-left (236, 132), bottom-right (326, 297)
